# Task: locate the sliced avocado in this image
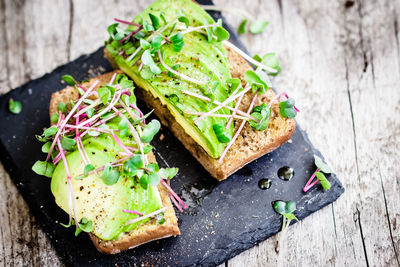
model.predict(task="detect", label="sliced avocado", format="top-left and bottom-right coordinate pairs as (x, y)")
top-left (106, 0), bottom-right (234, 158)
top-left (51, 119), bottom-right (163, 241)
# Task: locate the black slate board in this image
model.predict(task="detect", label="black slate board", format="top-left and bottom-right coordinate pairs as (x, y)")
top-left (0, 2), bottom-right (344, 266)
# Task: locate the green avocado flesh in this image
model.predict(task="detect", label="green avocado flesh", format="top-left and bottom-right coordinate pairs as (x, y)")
top-left (106, 0), bottom-right (234, 158)
top-left (51, 118), bottom-right (162, 241)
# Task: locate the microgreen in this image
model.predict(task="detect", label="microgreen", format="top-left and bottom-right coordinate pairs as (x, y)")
top-left (273, 200), bottom-right (299, 253)
top-left (86, 108), bottom-right (94, 118)
top-left (134, 144), bottom-right (153, 154)
top-left (149, 13), bottom-right (160, 30)
top-left (9, 98), bottom-right (22, 114)
top-left (57, 102), bottom-right (68, 113)
top-left (143, 20), bottom-right (155, 32)
top-left (118, 118), bottom-right (130, 137)
top-left (36, 126), bottom-right (58, 142)
top-left (75, 217), bottom-right (94, 236)
top-left (141, 49), bottom-right (161, 74)
top-left (41, 142), bottom-right (52, 153)
top-left (170, 32), bottom-right (184, 52)
top-left (249, 20), bottom-right (269, 34)
top-left (159, 167), bottom-right (179, 179)
top-left (101, 162), bottom-right (120, 185)
top-left (32, 160), bottom-right (55, 178)
top-left (107, 23), bottom-right (119, 39)
top-left (140, 119), bottom-right (161, 143)
top-left (303, 155), bottom-right (333, 192)
top-left (212, 24), bottom-right (230, 41)
top-left (98, 86), bottom-right (111, 105)
top-left (50, 112), bottom-right (59, 123)
top-left (167, 94), bottom-right (186, 111)
top-left (151, 36), bottom-right (163, 52)
top-left (61, 75), bottom-right (77, 86)
top-left (178, 15), bottom-right (190, 28)
top-left (140, 38), bottom-right (151, 49)
top-left (213, 124), bottom-right (231, 143)
top-left (123, 156), bottom-right (162, 189)
top-left (238, 19), bottom-right (248, 34)
top-left (61, 136), bottom-right (76, 151)
top-left (244, 70), bottom-right (269, 94)
top-left (160, 12), bottom-right (167, 24)
top-left (254, 53), bottom-right (281, 75)
top-left (249, 103), bottom-right (270, 131)
top-left (226, 78), bottom-right (242, 93)
top-left (279, 97), bottom-right (297, 118)
top-left (83, 164), bottom-right (95, 177)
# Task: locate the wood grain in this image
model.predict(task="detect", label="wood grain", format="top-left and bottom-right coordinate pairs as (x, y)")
top-left (0, 0), bottom-right (399, 266)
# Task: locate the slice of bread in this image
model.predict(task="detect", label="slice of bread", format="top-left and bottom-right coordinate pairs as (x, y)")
top-left (49, 72), bottom-right (180, 254)
top-left (105, 44), bottom-right (295, 181)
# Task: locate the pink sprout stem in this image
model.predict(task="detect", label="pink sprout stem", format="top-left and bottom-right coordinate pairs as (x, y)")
top-left (169, 193), bottom-right (183, 212)
top-left (283, 92), bottom-right (300, 112)
top-left (46, 80), bottom-right (99, 161)
top-left (226, 92), bottom-right (245, 129)
top-left (123, 209), bottom-right (143, 216)
top-left (130, 104), bottom-right (146, 124)
top-left (119, 25), bottom-right (143, 43)
top-left (160, 179), bottom-right (187, 209)
top-left (218, 94), bottom-right (258, 164)
top-left (114, 18), bottom-right (141, 27)
top-left (111, 133), bottom-right (133, 156)
top-left (109, 72), bottom-right (117, 84)
top-left (303, 168), bottom-right (320, 192)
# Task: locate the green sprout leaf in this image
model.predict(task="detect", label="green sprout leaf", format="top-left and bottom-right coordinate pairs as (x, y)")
top-left (61, 75), bottom-right (76, 86)
top-left (149, 13), bottom-right (160, 30)
top-left (151, 35), bottom-right (163, 53)
top-left (41, 142), bottom-right (52, 153)
top-left (107, 23), bottom-right (119, 39)
top-left (178, 15), bottom-right (190, 28)
top-left (314, 155), bottom-right (332, 174)
top-left (50, 112), bottom-right (59, 123)
top-left (212, 124), bottom-right (231, 143)
top-left (98, 86), bottom-right (111, 105)
top-left (75, 217), bottom-right (93, 236)
top-left (159, 167), bottom-right (179, 179)
top-left (244, 70), bottom-right (269, 94)
top-left (238, 19), bottom-right (248, 34)
top-left (140, 38), bottom-right (151, 49)
top-left (8, 98), bottom-right (22, 114)
top-left (44, 126), bottom-right (58, 138)
top-left (279, 98), bottom-right (297, 118)
top-left (249, 103), bottom-right (270, 131)
top-left (101, 163), bottom-right (120, 185)
top-left (61, 136), bottom-right (76, 151)
top-left (134, 144), bottom-right (153, 154)
top-left (124, 155), bottom-right (144, 175)
top-left (315, 171), bottom-right (331, 190)
top-left (32, 160), bottom-right (55, 178)
top-left (147, 171), bottom-right (160, 186)
top-left (84, 164), bottom-right (95, 177)
top-left (57, 102), bottom-right (67, 113)
top-left (170, 32), bottom-right (184, 52)
top-left (212, 25), bottom-right (230, 41)
top-left (226, 78), bottom-right (242, 93)
top-left (140, 66), bottom-right (154, 79)
top-left (167, 94), bottom-right (186, 111)
top-left (143, 20), bottom-right (154, 32)
top-left (160, 12), bottom-right (167, 24)
top-left (86, 108), bottom-right (94, 118)
top-left (140, 119), bottom-right (161, 143)
top-left (205, 26), bottom-right (213, 43)
top-left (141, 50), bottom-right (161, 74)
top-left (249, 20), bottom-right (268, 34)
top-left (273, 200), bottom-right (297, 216)
top-left (88, 124), bottom-right (109, 137)
top-left (261, 53), bottom-right (281, 76)
top-left (118, 118), bottom-right (130, 137)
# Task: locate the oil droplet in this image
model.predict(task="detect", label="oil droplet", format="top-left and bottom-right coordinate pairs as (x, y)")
top-left (277, 166), bottom-right (294, 181)
top-left (258, 179), bottom-right (271, 190)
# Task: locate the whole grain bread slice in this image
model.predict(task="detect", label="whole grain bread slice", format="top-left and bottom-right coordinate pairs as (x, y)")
top-left (49, 72), bottom-right (180, 254)
top-left (105, 45), bottom-right (296, 181)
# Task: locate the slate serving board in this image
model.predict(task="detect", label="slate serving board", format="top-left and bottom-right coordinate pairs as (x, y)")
top-left (0, 1), bottom-right (344, 266)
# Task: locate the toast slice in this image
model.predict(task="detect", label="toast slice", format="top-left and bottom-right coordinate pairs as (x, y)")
top-left (49, 72), bottom-right (180, 254)
top-left (105, 45), bottom-right (296, 181)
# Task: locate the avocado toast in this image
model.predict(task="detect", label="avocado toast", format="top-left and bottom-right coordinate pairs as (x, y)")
top-left (33, 72), bottom-right (182, 254)
top-left (105, 0), bottom-right (297, 181)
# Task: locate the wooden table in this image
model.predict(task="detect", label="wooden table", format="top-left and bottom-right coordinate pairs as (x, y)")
top-left (0, 0), bottom-right (399, 266)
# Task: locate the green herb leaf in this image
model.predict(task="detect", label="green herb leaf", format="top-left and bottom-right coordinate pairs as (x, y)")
top-left (284, 200), bottom-right (296, 214)
top-left (167, 94), bottom-right (186, 111)
top-left (160, 12), bottom-right (167, 24)
top-left (279, 98), bottom-right (297, 118)
top-left (170, 32), bottom-right (184, 52)
top-left (98, 86), bottom-right (111, 105)
top-left (84, 164), bottom-right (95, 177)
top-left (159, 167), bottom-right (179, 179)
top-left (107, 23), bottom-right (119, 39)
top-left (238, 19), bottom-right (248, 34)
top-left (140, 38), bottom-right (151, 49)
top-left (44, 126), bottom-right (58, 138)
top-left (261, 53), bottom-right (281, 75)
top-left (75, 217), bottom-right (93, 236)
top-left (273, 200), bottom-right (286, 215)
top-left (140, 66), bottom-right (154, 79)
top-left (314, 155), bottom-right (332, 174)
top-left (244, 70), bottom-right (268, 94)
top-left (141, 49), bottom-right (161, 74)
top-left (249, 103), bottom-right (270, 131)
top-left (101, 163), bottom-right (120, 185)
top-left (134, 144), bottom-right (153, 154)
top-left (86, 108), bottom-right (94, 118)
top-left (57, 102), bottom-right (67, 113)
top-left (61, 75), bottom-right (76, 86)
top-left (139, 173), bottom-right (149, 189)
top-left (61, 136), bottom-right (76, 151)
top-left (178, 15), bottom-right (189, 28)
top-left (226, 78), bottom-right (242, 93)
top-left (140, 119), bottom-right (161, 143)
top-left (249, 20), bottom-right (268, 34)
top-left (88, 124), bottom-right (109, 137)
top-left (213, 124), bottom-right (231, 143)
top-left (146, 162), bottom-right (159, 173)
top-left (212, 25), bottom-right (230, 41)
top-left (32, 160), bottom-right (55, 178)
top-left (50, 112), bottom-right (59, 123)
top-left (149, 13), bottom-right (160, 30)
top-left (151, 35), bottom-right (163, 52)
top-left (143, 20), bottom-right (154, 32)
top-left (124, 155), bottom-right (144, 175)
top-left (205, 26), bottom-right (213, 43)
top-left (315, 171), bottom-right (331, 190)
top-left (118, 118), bottom-right (130, 137)
top-left (147, 171), bottom-right (160, 186)
top-left (41, 142), bottom-right (52, 153)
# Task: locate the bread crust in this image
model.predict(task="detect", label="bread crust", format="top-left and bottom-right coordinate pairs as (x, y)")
top-left (49, 73), bottom-right (180, 254)
top-left (105, 45), bottom-right (295, 181)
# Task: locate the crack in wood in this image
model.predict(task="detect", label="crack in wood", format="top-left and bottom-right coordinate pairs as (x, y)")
top-left (0, 0), bottom-right (11, 89)
top-left (378, 162), bottom-right (400, 267)
top-left (67, 0), bottom-right (74, 61)
top-left (356, 208), bottom-right (370, 267)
